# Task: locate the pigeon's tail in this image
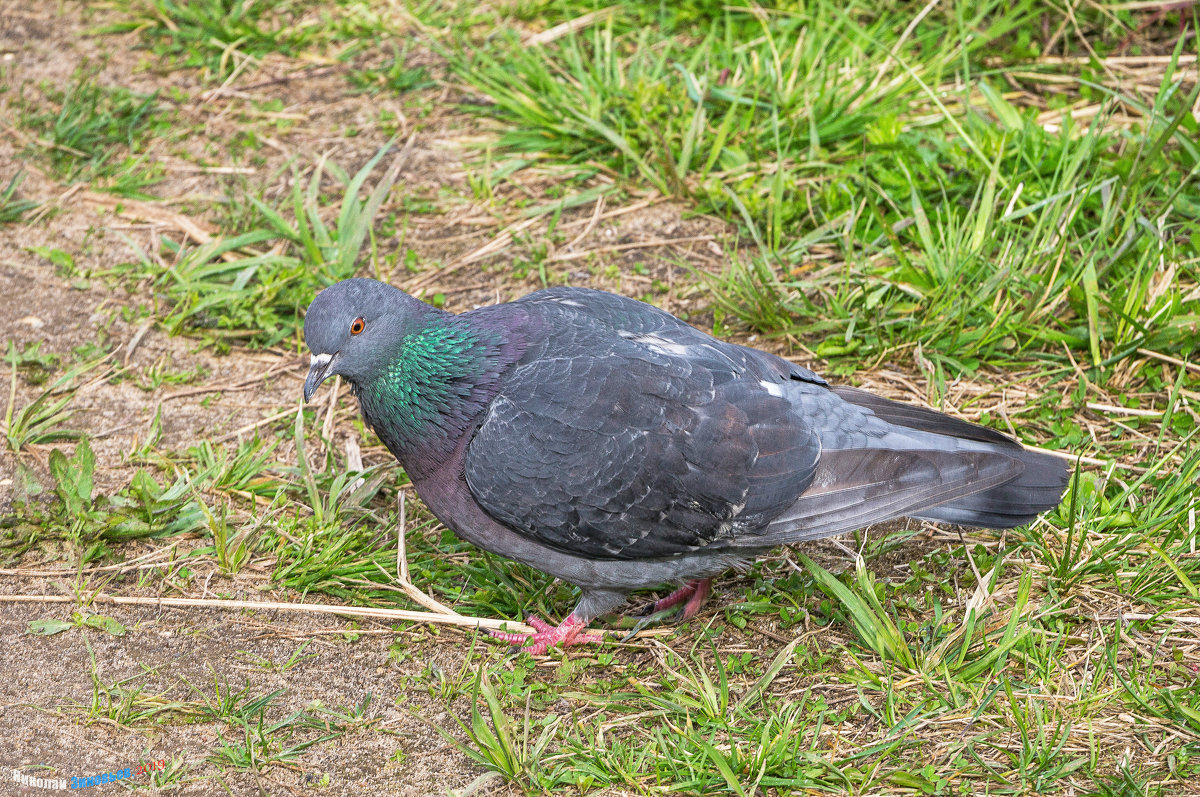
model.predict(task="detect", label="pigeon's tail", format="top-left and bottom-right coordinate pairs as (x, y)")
top-left (825, 386), bottom-right (1070, 528)
top-left (831, 385), bottom-right (1069, 530)
top-left (911, 444), bottom-right (1068, 528)
top-left (741, 388), bottom-right (1068, 548)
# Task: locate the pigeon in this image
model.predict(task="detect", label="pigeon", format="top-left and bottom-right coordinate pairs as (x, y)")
top-left (303, 278), bottom-right (1068, 653)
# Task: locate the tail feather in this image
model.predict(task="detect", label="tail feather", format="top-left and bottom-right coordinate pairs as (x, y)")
top-left (745, 448), bottom-right (1024, 547)
top-left (913, 445), bottom-right (1069, 528)
top-left (831, 386), bottom-right (1021, 448)
top-left (740, 387), bottom-right (1070, 545)
top-left (832, 384), bottom-right (1068, 528)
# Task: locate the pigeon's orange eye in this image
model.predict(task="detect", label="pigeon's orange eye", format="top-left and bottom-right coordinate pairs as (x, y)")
top-left (350, 317), bottom-right (366, 336)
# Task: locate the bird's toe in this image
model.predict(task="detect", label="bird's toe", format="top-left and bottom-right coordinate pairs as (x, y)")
top-left (488, 613), bottom-right (604, 655)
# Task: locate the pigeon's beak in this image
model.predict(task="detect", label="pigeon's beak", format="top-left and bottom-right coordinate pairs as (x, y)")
top-left (303, 352), bottom-right (337, 403)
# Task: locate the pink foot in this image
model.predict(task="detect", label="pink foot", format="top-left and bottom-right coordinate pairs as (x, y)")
top-left (649, 578), bottom-right (713, 621)
top-left (488, 613), bottom-right (605, 655)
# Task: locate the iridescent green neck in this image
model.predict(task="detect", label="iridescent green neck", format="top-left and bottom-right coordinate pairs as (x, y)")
top-left (355, 316), bottom-right (503, 474)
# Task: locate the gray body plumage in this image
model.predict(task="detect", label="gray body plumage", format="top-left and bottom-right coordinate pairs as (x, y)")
top-left (304, 279), bottom-right (1069, 625)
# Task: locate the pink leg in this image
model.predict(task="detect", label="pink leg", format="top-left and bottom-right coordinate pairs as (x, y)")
top-left (649, 578), bottom-right (713, 620)
top-left (679, 578), bottom-right (712, 621)
top-left (488, 613), bottom-right (605, 655)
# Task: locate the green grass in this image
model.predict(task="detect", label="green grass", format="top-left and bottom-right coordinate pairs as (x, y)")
top-left (106, 144), bottom-right (399, 347)
top-left (2, 350), bottom-right (111, 453)
top-left (441, 1), bottom-right (1199, 383)
top-left (449, 2), bottom-right (1029, 206)
top-left (103, 0), bottom-right (321, 81)
top-left (347, 43), bottom-right (434, 95)
top-left (102, 0), bottom-right (390, 81)
top-left (16, 65), bottom-right (166, 194)
top-left (6, 0), bottom-right (1199, 794)
top-left (0, 172), bottom-right (40, 223)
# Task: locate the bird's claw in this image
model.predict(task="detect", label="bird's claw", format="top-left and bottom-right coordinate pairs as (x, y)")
top-left (488, 613), bottom-right (604, 655)
top-left (618, 579), bottom-right (715, 641)
top-left (639, 578), bottom-right (713, 621)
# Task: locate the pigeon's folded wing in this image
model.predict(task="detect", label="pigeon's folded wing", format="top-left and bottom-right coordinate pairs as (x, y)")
top-left (463, 324), bottom-right (820, 560)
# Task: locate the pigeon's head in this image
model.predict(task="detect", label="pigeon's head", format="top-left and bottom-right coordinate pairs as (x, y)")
top-left (303, 278), bottom-right (427, 402)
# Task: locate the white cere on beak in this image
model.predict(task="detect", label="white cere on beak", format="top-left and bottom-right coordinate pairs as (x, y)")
top-left (311, 352), bottom-right (333, 371)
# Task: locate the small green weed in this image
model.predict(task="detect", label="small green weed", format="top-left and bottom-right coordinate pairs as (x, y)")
top-left (195, 680), bottom-right (344, 774)
top-left (440, 668), bottom-right (558, 788)
top-left (236, 641), bottom-right (317, 673)
top-left (104, 0), bottom-right (386, 82)
top-left (249, 142), bottom-right (399, 280)
top-left (3, 351), bottom-right (108, 452)
top-left (5, 341), bottom-right (60, 386)
top-left (347, 44), bottom-right (433, 95)
top-left (102, 0), bottom-right (316, 81)
top-left (112, 145), bottom-right (399, 347)
top-left (28, 612), bottom-right (126, 638)
top-left (17, 66), bottom-right (164, 193)
top-left (74, 640), bottom-right (199, 727)
top-left (0, 172), bottom-right (39, 223)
